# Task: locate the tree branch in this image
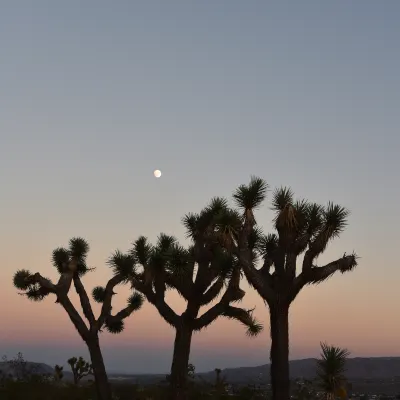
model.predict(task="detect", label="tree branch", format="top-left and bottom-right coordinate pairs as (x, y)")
top-left (285, 253), bottom-right (297, 280)
top-left (200, 277), bottom-right (224, 306)
top-left (222, 305), bottom-right (254, 326)
top-left (32, 273), bottom-right (57, 292)
top-left (290, 254), bottom-right (357, 303)
top-left (193, 274), bottom-right (245, 330)
top-left (237, 248), bottom-right (274, 302)
top-left (164, 273), bottom-right (192, 301)
top-left (73, 276), bottom-right (96, 327)
top-left (96, 274), bottom-right (125, 330)
top-left (131, 278), bottom-right (180, 327)
top-left (57, 295), bottom-right (90, 340)
top-left (193, 301), bottom-right (225, 330)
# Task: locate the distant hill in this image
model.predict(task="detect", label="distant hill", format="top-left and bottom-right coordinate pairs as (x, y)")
top-left (0, 361), bottom-right (54, 377)
top-left (3, 357), bottom-right (400, 385)
top-left (0, 361), bottom-right (73, 381)
top-left (199, 357), bottom-right (400, 384)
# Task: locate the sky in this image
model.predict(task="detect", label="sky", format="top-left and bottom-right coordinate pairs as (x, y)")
top-left (0, 0), bottom-right (399, 374)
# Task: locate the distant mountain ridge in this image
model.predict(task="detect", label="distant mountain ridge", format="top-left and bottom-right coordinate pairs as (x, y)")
top-left (3, 357), bottom-right (400, 385)
top-left (199, 357), bottom-right (400, 384)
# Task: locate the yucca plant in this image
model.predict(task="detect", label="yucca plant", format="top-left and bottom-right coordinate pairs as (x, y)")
top-left (128, 202), bottom-right (263, 400)
top-left (68, 356), bottom-right (93, 385)
top-left (202, 176), bottom-right (358, 400)
top-left (12, 238), bottom-right (144, 400)
top-left (316, 343), bottom-right (350, 400)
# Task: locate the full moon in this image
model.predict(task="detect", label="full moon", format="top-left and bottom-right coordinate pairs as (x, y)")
top-left (154, 169), bottom-right (162, 178)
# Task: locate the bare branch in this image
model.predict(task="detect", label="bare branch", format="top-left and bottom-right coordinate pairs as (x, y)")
top-left (55, 265), bottom-right (75, 296)
top-left (223, 305), bottom-right (252, 325)
top-left (96, 274), bottom-right (125, 330)
top-left (73, 276), bottom-right (96, 327)
top-left (193, 301), bottom-right (225, 330)
top-left (237, 249), bottom-right (274, 302)
top-left (131, 278), bottom-right (180, 327)
top-left (290, 254), bottom-right (358, 303)
top-left (193, 275), bottom-right (245, 330)
top-left (57, 295), bottom-right (90, 339)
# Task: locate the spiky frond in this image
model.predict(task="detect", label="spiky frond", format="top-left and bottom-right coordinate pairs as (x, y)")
top-left (25, 285), bottom-right (51, 301)
top-left (157, 234), bottom-right (177, 253)
top-left (233, 176), bottom-right (268, 211)
top-left (193, 197), bottom-right (229, 236)
top-left (104, 318), bottom-right (124, 334)
top-left (132, 236), bottom-right (152, 266)
top-left (317, 342), bottom-right (350, 394)
top-left (13, 269), bottom-right (34, 290)
top-left (206, 197), bottom-right (229, 214)
top-left (247, 227), bottom-right (264, 250)
top-left (258, 233), bottom-right (278, 259)
top-left (149, 249), bottom-right (166, 272)
top-left (127, 292), bottom-right (144, 311)
top-left (69, 237), bottom-right (89, 260)
top-left (293, 199), bottom-right (310, 233)
top-left (222, 306), bottom-right (263, 337)
top-left (92, 286), bottom-right (106, 303)
top-left (323, 203), bottom-right (349, 240)
top-left (166, 245), bottom-right (191, 277)
top-left (182, 213), bottom-right (199, 240)
top-left (271, 187), bottom-right (294, 211)
top-left (52, 248), bottom-right (70, 274)
top-left (75, 261), bottom-right (93, 277)
top-left (107, 251), bottom-right (135, 279)
top-left (306, 203), bottom-right (324, 236)
top-left (246, 320), bottom-right (264, 337)
top-left (215, 209), bottom-right (242, 248)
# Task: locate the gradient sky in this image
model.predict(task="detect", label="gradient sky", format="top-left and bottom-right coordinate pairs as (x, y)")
top-left (1, 1), bottom-right (399, 374)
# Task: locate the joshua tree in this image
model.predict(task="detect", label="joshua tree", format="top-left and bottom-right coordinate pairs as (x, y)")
top-left (198, 177), bottom-right (358, 400)
top-left (13, 238), bottom-right (144, 400)
top-left (129, 218), bottom-right (263, 400)
top-left (68, 356), bottom-right (93, 385)
top-left (54, 364), bottom-right (64, 382)
top-left (214, 368), bottom-right (228, 395)
top-left (316, 342), bottom-right (350, 400)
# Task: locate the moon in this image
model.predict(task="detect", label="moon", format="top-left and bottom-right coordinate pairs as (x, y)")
top-left (153, 169), bottom-right (162, 178)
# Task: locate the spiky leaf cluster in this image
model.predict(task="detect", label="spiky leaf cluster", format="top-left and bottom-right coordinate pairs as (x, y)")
top-left (107, 250), bottom-right (135, 280)
top-left (13, 270), bottom-right (51, 302)
top-left (127, 292), bottom-right (144, 311)
top-left (92, 286), bottom-right (107, 303)
top-left (51, 237), bottom-right (91, 276)
top-left (104, 318), bottom-right (124, 334)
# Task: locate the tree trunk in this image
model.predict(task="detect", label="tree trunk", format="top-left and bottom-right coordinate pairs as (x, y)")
top-left (87, 337), bottom-right (112, 400)
top-left (169, 327), bottom-right (193, 400)
top-left (269, 303), bottom-right (290, 400)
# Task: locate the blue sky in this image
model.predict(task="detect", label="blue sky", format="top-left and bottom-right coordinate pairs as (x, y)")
top-left (0, 1), bottom-right (399, 373)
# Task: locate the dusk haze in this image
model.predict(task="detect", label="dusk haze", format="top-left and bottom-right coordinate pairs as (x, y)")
top-left (1, 0), bottom-right (399, 385)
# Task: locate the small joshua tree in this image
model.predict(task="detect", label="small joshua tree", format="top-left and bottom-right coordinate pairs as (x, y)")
top-left (214, 368), bottom-right (228, 395)
top-left (68, 356), bottom-right (92, 385)
top-left (130, 199), bottom-right (263, 400)
top-left (54, 364), bottom-right (64, 382)
top-left (13, 238), bottom-right (144, 400)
